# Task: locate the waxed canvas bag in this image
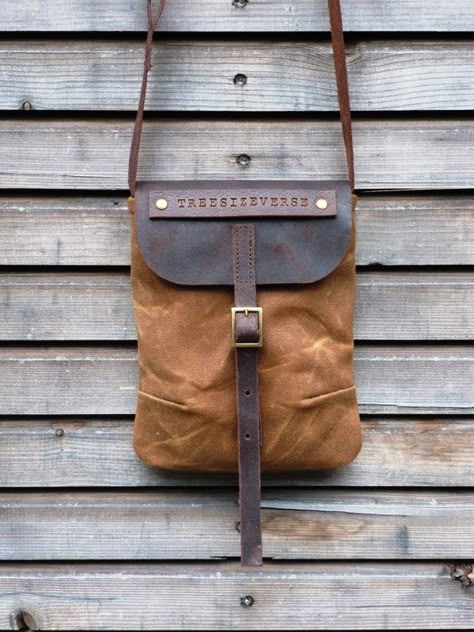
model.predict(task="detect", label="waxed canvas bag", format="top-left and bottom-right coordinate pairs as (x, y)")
top-left (128, 0), bottom-right (361, 566)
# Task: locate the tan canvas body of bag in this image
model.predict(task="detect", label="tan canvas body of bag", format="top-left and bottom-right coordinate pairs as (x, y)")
top-left (128, 0), bottom-right (361, 566)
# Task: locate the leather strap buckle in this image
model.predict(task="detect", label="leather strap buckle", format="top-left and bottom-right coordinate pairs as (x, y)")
top-left (231, 307), bottom-right (263, 348)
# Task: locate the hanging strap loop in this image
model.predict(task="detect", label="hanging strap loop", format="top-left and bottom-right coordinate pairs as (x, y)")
top-left (128, 0), bottom-right (355, 195)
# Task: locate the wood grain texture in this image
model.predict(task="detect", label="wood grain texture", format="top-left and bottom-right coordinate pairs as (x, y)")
top-left (1, 418), bottom-right (473, 488)
top-left (2, 0), bottom-right (473, 32)
top-left (1, 563), bottom-right (472, 631)
top-left (0, 346), bottom-right (472, 416)
top-left (3, 40), bottom-right (473, 112)
top-left (0, 196), bottom-right (129, 266)
top-left (2, 490), bottom-right (473, 560)
top-left (1, 271), bottom-right (471, 341)
top-left (1, 195), bottom-right (472, 267)
top-left (0, 119), bottom-right (472, 190)
top-left (1, 3), bottom-right (473, 630)
top-left (356, 195), bottom-right (474, 266)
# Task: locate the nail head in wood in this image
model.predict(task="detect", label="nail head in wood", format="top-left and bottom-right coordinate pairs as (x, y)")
top-left (234, 74), bottom-right (248, 87)
top-left (236, 154), bottom-right (251, 168)
top-left (240, 595), bottom-right (255, 608)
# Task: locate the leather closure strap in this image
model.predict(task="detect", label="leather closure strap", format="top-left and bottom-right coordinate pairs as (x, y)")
top-left (128, 0), bottom-right (355, 195)
top-left (232, 224), bottom-right (263, 566)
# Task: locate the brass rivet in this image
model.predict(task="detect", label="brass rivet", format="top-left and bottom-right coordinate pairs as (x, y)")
top-left (156, 198), bottom-right (168, 211)
top-left (316, 198), bottom-right (328, 210)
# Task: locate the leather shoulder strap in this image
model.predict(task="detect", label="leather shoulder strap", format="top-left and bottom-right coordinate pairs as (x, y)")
top-left (328, 0), bottom-right (355, 190)
top-left (128, 0), bottom-right (166, 196)
top-left (128, 0), bottom-right (355, 195)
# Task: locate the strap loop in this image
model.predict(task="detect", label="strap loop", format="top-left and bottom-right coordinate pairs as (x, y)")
top-left (128, 0), bottom-right (355, 194)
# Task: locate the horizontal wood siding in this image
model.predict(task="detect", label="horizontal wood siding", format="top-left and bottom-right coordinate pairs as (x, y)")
top-left (1, 195), bottom-right (472, 266)
top-left (1, 419), bottom-right (473, 488)
top-left (0, 272), bottom-right (472, 340)
top-left (1, 563), bottom-right (472, 631)
top-left (0, 120), bottom-right (472, 190)
top-left (0, 346), bottom-right (472, 415)
top-left (1, 1), bottom-right (473, 629)
top-left (2, 1), bottom-right (474, 32)
top-left (2, 41), bottom-right (473, 112)
top-left (2, 491), bottom-right (474, 560)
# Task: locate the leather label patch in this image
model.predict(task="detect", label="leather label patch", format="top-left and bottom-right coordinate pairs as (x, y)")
top-left (149, 185), bottom-right (337, 218)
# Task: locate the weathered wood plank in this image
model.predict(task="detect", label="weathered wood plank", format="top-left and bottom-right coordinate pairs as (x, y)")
top-left (0, 346), bottom-right (471, 415)
top-left (2, 491), bottom-right (473, 560)
top-left (2, 0), bottom-right (473, 32)
top-left (0, 196), bottom-right (129, 266)
top-left (0, 119), bottom-right (472, 190)
top-left (1, 195), bottom-right (472, 266)
top-left (0, 273), bottom-right (136, 342)
top-left (3, 41), bottom-right (474, 112)
top-left (1, 563), bottom-right (472, 631)
top-left (355, 273), bottom-right (474, 340)
top-left (1, 272), bottom-right (471, 341)
top-left (0, 418), bottom-right (473, 487)
top-left (356, 195), bottom-right (474, 266)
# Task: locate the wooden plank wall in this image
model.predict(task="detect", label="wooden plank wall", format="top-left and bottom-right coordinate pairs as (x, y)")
top-left (0, 1), bottom-right (473, 629)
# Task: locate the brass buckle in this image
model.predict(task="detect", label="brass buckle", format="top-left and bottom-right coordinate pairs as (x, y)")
top-left (231, 307), bottom-right (263, 348)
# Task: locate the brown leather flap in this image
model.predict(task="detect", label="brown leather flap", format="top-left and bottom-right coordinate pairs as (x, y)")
top-left (135, 180), bottom-right (352, 286)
